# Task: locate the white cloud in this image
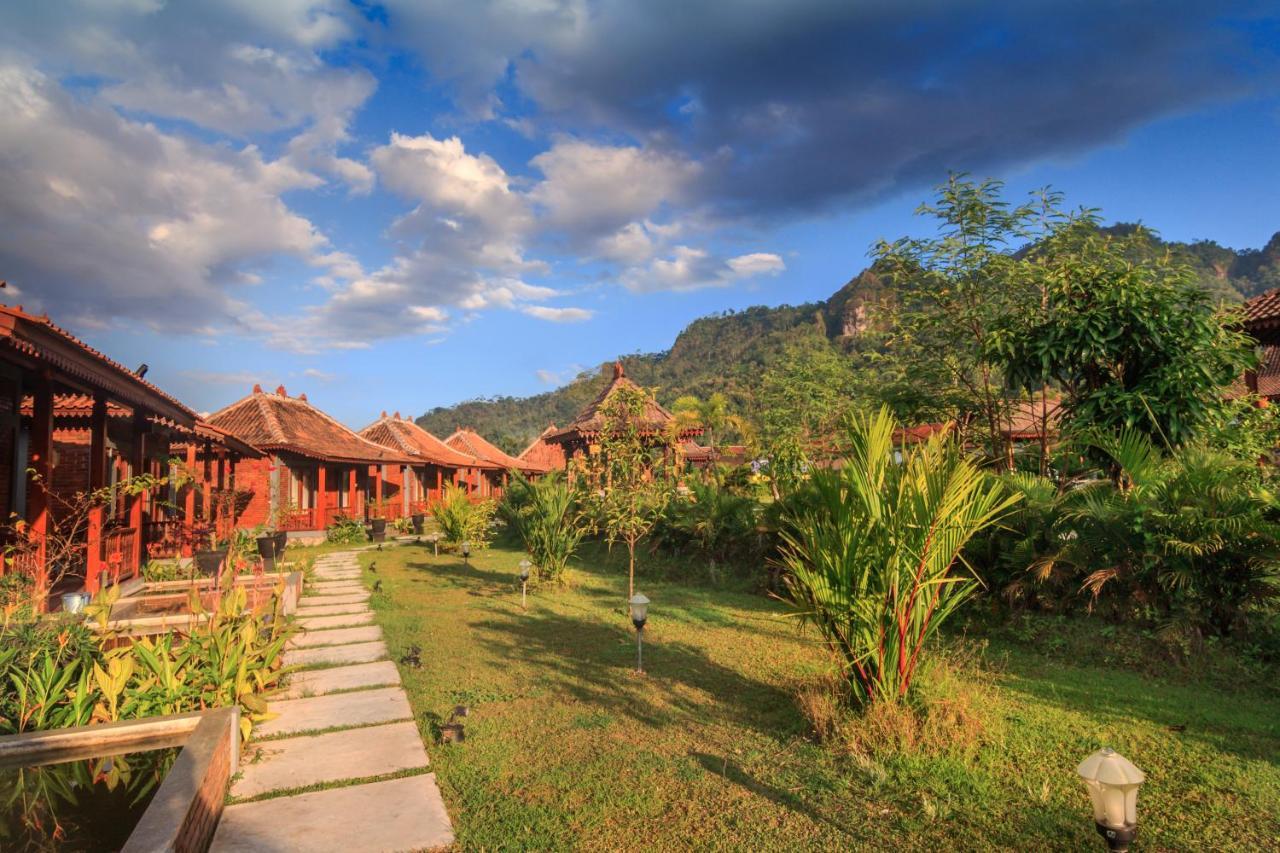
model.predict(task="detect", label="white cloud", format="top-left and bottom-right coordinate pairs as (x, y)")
top-left (625, 247), bottom-right (786, 292)
top-left (522, 306), bottom-right (594, 323)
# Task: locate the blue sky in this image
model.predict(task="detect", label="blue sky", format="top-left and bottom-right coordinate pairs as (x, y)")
top-left (1, 1), bottom-right (1277, 426)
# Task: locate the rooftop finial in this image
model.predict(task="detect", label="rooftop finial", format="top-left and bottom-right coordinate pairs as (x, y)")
top-left (393, 411), bottom-right (400, 419)
top-left (252, 383), bottom-right (263, 394)
top-left (299, 393), bottom-right (307, 401)
top-left (613, 360), bottom-right (624, 379)
top-left (381, 410), bottom-right (388, 418)
top-left (275, 384), bottom-right (287, 397)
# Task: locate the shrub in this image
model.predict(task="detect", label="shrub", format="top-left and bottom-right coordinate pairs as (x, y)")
top-left (779, 407), bottom-right (1016, 707)
top-left (503, 472), bottom-right (584, 584)
top-left (656, 478), bottom-right (762, 576)
top-left (326, 515), bottom-right (366, 544)
top-left (434, 482), bottom-right (496, 548)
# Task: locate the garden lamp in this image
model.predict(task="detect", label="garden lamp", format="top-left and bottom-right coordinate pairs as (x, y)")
top-left (629, 593), bottom-right (650, 673)
top-left (462, 540), bottom-right (471, 564)
top-left (518, 558), bottom-right (531, 609)
top-left (1077, 748), bottom-right (1145, 852)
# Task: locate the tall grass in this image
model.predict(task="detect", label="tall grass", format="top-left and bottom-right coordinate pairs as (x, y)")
top-left (779, 407), bottom-right (1016, 706)
top-left (434, 482), bottom-right (496, 547)
top-left (502, 472), bottom-right (583, 583)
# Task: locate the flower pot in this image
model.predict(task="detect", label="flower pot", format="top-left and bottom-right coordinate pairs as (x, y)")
top-left (411, 514), bottom-right (425, 534)
top-left (256, 535), bottom-right (277, 561)
top-left (194, 549), bottom-right (227, 576)
top-left (370, 518), bottom-right (387, 535)
top-left (274, 530), bottom-right (287, 556)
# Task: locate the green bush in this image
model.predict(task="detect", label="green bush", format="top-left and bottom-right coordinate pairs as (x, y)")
top-left (502, 472), bottom-right (583, 584)
top-left (656, 478), bottom-right (762, 576)
top-left (326, 515), bottom-right (366, 544)
top-left (434, 482), bottom-right (496, 548)
top-left (779, 407), bottom-right (1015, 707)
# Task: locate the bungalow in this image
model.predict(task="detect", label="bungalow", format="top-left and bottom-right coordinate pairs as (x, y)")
top-left (518, 424), bottom-right (567, 472)
top-left (0, 304), bottom-right (203, 602)
top-left (204, 385), bottom-right (414, 533)
top-left (445, 428), bottom-right (549, 496)
top-left (359, 412), bottom-right (495, 510)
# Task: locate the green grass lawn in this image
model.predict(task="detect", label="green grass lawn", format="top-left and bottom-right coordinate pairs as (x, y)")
top-left (362, 539), bottom-right (1280, 851)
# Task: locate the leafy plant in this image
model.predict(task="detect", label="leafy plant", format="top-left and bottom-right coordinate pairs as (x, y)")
top-left (434, 482), bottom-right (495, 548)
top-left (779, 407), bottom-right (1017, 706)
top-left (326, 515), bottom-right (366, 545)
top-left (503, 472), bottom-right (584, 584)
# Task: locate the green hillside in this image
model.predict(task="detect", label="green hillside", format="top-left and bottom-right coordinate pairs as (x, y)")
top-left (417, 226), bottom-right (1280, 453)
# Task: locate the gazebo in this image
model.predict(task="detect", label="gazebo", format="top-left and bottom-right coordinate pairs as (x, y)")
top-left (205, 385), bottom-right (414, 532)
top-left (445, 428), bottom-right (549, 496)
top-left (359, 412), bottom-right (494, 511)
top-left (0, 304), bottom-right (201, 602)
top-left (544, 361), bottom-right (702, 461)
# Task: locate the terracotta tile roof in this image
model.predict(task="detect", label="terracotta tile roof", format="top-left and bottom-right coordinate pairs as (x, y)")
top-left (206, 385), bottom-right (412, 465)
top-left (518, 424), bottom-right (567, 471)
top-left (359, 412), bottom-right (490, 469)
top-left (1004, 397), bottom-right (1063, 440)
top-left (546, 361), bottom-right (702, 444)
top-left (446, 428), bottom-right (549, 474)
top-left (0, 303), bottom-right (196, 425)
top-left (1246, 287), bottom-right (1280, 326)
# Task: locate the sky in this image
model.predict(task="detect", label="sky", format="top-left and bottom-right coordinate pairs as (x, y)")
top-left (1, 1), bottom-right (1278, 426)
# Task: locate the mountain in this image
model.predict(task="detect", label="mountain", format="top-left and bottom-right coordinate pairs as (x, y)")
top-left (417, 227), bottom-right (1280, 453)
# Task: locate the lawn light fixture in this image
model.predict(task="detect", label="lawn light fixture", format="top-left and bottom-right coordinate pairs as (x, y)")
top-left (1077, 748), bottom-right (1145, 852)
top-left (428, 532), bottom-right (440, 556)
top-left (518, 558), bottom-right (532, 609)
top-left (629, 593), bottom-right (650, 673)
top-left (461, 540), bottom-right (471, 564)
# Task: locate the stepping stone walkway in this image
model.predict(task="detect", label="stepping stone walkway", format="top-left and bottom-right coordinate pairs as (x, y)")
top-left (212, 550), bottom-right (453, 852)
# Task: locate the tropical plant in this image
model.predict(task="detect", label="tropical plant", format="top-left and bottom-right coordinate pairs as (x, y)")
top-left (434, 482), bottom-right (495, 548)
top-left (326, 515), bottom-right (366, 544)
top-left (779, 407), bottom-right (1017, 706)
top-left (503, 472), bottom-right (584, 584)
top-left (658, 478), bottom-right (762, 574)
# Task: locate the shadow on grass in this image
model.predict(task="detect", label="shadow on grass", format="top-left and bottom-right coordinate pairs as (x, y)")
top-left (997, 658), bottom-right (1280, 766)
top-left (465, 606), bottom-right (808, 742)
top-left (689, 751), bottom-right (850, 837)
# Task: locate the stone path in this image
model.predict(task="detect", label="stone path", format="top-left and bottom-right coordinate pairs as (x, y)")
top-left (212, 550), bottom-right (454, 852)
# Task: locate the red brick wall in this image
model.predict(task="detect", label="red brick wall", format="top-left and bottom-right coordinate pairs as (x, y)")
top-left (229, 456), bottom-right (273, 528)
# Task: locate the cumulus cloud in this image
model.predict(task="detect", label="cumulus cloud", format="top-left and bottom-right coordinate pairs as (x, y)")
top-left (0, 61), bottom-right (349, 329)
top-left (521, 305), bottom-right (594, 322)
top-left (380, 0), bottom-right (1279, 218)
top-left (626, 249), bottom-right (786, 292)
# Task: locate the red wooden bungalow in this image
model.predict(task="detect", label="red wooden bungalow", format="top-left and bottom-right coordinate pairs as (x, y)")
top-left (204, 385), bottom-right (414, 533)
top-left (544, 361), bottom-right (703, 461)
top-left (359, 411), bottom-right (494, 510)
top-left (518, 424), bottom-right (567, 472)
top-left (0, 304), bottom-right (207, 603)
top-left (445, 428), bottom-right (549, 496)
top-left (1243, 288), bottom-right (1280, 403)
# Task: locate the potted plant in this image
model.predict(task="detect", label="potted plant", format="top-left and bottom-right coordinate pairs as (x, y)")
top-left (255, 529), bottom-right (277, 569)
top-left (193, 537), bottom-right (227, 576)
top-left (411, 511), bottom-right (425, 535)
top-left (369, 500), bottom-right (388, 541)
top-left (274, 529), bottom-right (287, 560)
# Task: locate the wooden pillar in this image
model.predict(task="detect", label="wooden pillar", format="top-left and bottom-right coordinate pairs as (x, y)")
top-left (348, 466), bottom-right (358, 517)
top-left (26, 373), bottom-right (53, 604)
top-left (127, 411), bottom-right (147, 578)
top-left (86, 394), bottom-right (108, 592)
top-left (402, 465), bottom-right (411, 516)
top-left (317, 464), bottom-right (327, 529)
top-left (374, 464), bottom-right (383, 515)
top-left (214, 451), bottom-right (227, 540)
top-left (180, 443), bottom-right (196, 559)
top-left (436, 467), bottom-right (443, 501)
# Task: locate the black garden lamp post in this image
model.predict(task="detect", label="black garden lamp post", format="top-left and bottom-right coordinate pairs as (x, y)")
top-left (461, 540), bottom-right (471, 565)
top-left (629, 593), bottom-right (649, 673)
top-left (518, 558), bottom-right (531, 609)
top-left (1077, 748), bottom-right (1145, 852)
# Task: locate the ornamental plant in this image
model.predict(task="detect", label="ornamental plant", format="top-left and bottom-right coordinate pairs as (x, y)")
top-left (434, 482), bottom-right (495, 548)
top-left (779, 407), bottom-right (1017, 707)
top-left (502, 472), bottom-right (583, 584)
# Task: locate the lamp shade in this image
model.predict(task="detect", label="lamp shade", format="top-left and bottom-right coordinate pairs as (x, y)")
top-left (629, 593), bottom-right (650, 624)
top-left (461, 541), bottom-right (471, 556)
top-left (1077, 748), bottom-right (1144, 828)
top-left (518, 559), bottom-right (532, 580)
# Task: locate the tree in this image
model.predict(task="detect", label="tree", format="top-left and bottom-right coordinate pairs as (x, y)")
top-left (995, 223), bottom-right (1255, 447)
top-left (576, 384), bottom-right (673, 600)
top-left (754, 333), bottom-right (859, 497)
top-left (874, 175), bottom-right (1081, 470)
top-left (671, 392), bottom-right (745, 448)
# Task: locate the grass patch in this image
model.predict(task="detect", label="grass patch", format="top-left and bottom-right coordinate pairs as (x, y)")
top-left (365, 541), bottom-right (1280, 850)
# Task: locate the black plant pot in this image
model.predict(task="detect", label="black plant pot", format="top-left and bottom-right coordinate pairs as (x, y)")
top-left (370, 518), bottom-right (387, 535)
top-left (411, 514), bottom-right (425, 535)
top-left (194, 549), bottom-right (227, 576)
top-left (274, 531), bottom-right (287, 558)
top-left (256, 536), bottom-right (276, 560)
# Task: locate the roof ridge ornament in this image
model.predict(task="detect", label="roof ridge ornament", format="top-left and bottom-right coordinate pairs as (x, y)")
top-left (613, 360), bottom-right (624, 379)
top-left (276, 384), bottom-right (287, 396)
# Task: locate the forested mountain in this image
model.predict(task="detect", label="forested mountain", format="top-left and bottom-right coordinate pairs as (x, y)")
top-left (417, 227), bottom-right (1280, 453)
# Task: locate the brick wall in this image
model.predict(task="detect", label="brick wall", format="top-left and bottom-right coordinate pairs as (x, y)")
top-left (230, 456), bottom-right (273, 528)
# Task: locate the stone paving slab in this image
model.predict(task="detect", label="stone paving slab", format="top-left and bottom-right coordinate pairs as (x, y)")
top-left (292, 601), bottom-right (370, 617)
top-left (281, 660), bottom-right (401, 699)
top-left (290, 625), bottom-right (384, 649)
top-left (306, 583), bottom-right (365, 595)
top-left (298, 593), bottom-right (369, 608)
top-left (212, 773), bottom-right (454, 852)
top-left (296, 611), bottom-right (374, 631)
top-left (284, 640), bottom-right (387, 669)
top-left (312, 570), bottom-right (360, 580)
top-left (256, 686), bottom-right (410, 738)
top-left (232, 721), bottom-right (429, 800)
